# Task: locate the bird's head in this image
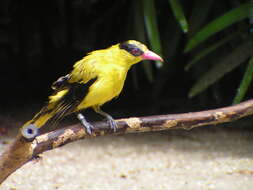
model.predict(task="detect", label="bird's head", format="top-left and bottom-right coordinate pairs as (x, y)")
top-left (116, 40), bottom-right (163, 66)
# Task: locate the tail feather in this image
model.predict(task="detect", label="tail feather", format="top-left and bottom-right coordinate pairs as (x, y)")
top-left (22, 105), bottom-right (57, 129)
top-left (21, 91), bottom-right (77, 132)
top-left (33, 111), bottom-right (54, 128)
top-left (20, 76), bottom-right (97, 139)
top-left (20, 105), bottom-right (57, 140)
top-left (46, 102), bottom-right (74, 128)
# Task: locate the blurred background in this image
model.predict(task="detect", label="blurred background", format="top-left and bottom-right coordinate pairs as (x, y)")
top-left (1, 1), bottom-right (253, 188)
top-left (0, 0), bottom-right (253, 124)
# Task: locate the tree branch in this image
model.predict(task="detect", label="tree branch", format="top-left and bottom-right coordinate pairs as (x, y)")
top-left (1, 99), bottom-right (253, 184)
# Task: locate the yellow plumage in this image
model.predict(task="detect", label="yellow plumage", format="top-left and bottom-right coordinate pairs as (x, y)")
top-left (21, 40), bottom-right (163, 139)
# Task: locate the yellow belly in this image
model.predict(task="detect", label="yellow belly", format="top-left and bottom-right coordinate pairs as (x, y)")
top-left (76, 71), bottom-right (127, 110)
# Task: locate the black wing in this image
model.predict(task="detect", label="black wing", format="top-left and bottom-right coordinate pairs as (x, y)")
top-left (48, 77), bottom-right (98, 125)
top-left (51, 74), bottom-right (71, 91)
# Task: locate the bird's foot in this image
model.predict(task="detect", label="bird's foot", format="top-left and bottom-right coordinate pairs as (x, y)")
top-left (77, 113), bottom-right (94, 135)
top-left (106, 115), bottom-right (117, 132)
top-left (93, 106), bottom-right (118, 133)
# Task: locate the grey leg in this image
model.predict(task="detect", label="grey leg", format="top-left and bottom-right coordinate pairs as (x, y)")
top-left (77, 113), bottom-right (94, 135)
top-left (93, 106), bottom-right (117, 132)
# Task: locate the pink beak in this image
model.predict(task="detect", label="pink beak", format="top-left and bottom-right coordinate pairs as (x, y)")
top-left (141, 50), bottom-right (163, 62)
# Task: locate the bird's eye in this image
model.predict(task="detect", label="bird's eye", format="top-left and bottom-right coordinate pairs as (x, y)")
top-left (130, 48), bottom-right (143, 56)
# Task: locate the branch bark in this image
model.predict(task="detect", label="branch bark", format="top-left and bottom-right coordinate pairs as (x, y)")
top-left (1, 99), bottom-right (253, 184)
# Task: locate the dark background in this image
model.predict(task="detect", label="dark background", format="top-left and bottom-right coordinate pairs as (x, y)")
top-left (0, 0), bottom-right (252, 123)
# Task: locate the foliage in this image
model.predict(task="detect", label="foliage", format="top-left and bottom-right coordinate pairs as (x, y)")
top-left (185, 2), bottom-right (253, 100)
top-left (146, 0), bottom-right (253, 104)
top-left (233, 56), bottom-right (253, 104)
top-left (169, 1), bottom-right (253, 103)
top-left (0, 0), bottom-right (253, 107)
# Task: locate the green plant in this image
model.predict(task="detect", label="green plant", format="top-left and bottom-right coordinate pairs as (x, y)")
top-left (139, 0), bottom-right (253, 104)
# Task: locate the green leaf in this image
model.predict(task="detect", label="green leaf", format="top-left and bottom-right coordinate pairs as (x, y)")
top-left (184, 32), bottom-right (237, 71)
top-left (189, 38), bottom-right (253, 98)
top-left (168, 0), bottom-right (188, 33)
top-left (185, 3), bottom-right (253, 53)
top-left (233, 57), bottom-right (253, 104)
top-left (188, 0), bottom-right (215, 35)
top-left (142, 0), bottom-right (163, 67)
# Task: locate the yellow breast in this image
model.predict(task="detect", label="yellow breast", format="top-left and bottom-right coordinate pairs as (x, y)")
top-left (76, 64), bottom-right (128, 110)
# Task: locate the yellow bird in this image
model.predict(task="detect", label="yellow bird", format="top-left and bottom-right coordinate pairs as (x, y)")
top-left (21, 40), bottom-right (163, 140)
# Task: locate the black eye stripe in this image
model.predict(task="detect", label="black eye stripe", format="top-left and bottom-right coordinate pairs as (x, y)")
top-left (119, 43), bottom-right (136, 52)
top-left (119, 43), bottom-right (144, 57)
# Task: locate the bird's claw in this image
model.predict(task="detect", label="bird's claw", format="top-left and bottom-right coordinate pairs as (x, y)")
top-left (107, 117), bottom-right (117, 132)
top-left (77, 113), bottom-right (94, 135)
top-left (84, 123), bottom-right (94, 135)
top-left (93, 106), bottom-right (117, 133)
